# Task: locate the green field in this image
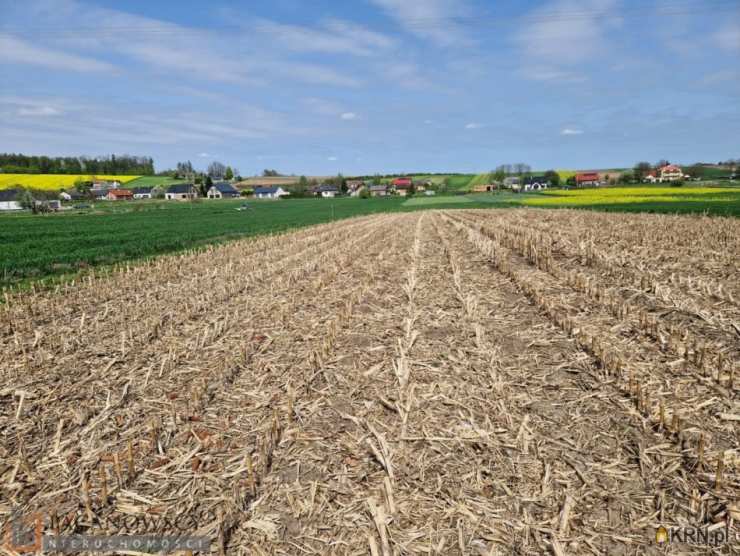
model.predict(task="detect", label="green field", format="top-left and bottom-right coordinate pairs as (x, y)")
top-left (2, 186), bottom-right (737, 290)
top-left (124, 176), bottom-right (189, 188)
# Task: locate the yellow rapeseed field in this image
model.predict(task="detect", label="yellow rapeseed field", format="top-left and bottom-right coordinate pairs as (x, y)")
top-left (0, 174), bottom-right (140, 191)
top-left (523, 186), bottom-right (739, 206)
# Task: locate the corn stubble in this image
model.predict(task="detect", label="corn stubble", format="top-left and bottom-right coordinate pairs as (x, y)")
top-left (0, 209), bottom-right (737, 554)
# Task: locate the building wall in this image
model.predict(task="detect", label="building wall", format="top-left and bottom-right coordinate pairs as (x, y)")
top-left (0, 201), bottom-right (22, 210)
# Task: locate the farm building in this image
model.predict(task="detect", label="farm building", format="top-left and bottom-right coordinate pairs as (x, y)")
top-left (254, 186), bottom-right (289, 199)
top-left (106, 189), bottom-right (133, 201)
top-left (523, 176), bottom-right (550, 191)
top-left (471, 184), bottom-right (492, 193)
top-left (316, 184), bottom-right (339, 198)
top-left (503, 177), bottom-right (520, 189)
top-left (0, 188), bottom-right (23, 210)
top-left (369, 184), bottom-right (388, 197)
top-left (207, 182), bottom-right (240, 199)
top-left (576, 172), bottom-right (600, 187)
top-left (165, 184), bottom-right (198, 201)
top-left (132, 187), bottom-right (153, 199)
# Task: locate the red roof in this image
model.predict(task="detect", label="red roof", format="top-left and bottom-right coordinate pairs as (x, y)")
top-left (576, 172), bottom-right (599, 182)
top-left (392, 178), bottom-right (412, 187)
top-left (107, 189), bottom-right (133, 198)
top-left (661, 164), bottom-right (681, 173)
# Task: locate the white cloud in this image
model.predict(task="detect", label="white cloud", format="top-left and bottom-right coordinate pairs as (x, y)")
top-left (0, 33), bottom-right (115, 73)
top-left (424, 119), bottom-right (433, 124)
top-left (518, 66), bottom-right (588, 83)
top-left (465, 122), bottom-right (484, 129)
top-left (340, 112), bottom-right (357, 120)
top-left (515, 0), bottom-right (622, 79)
top-left (561, 128), bottom-right (583, 135)
top-left (253, 18), bottom-right (395, 57)
top-left (12, 0), bottom-right (361, 88)
top-left (327, 156), bottom-right (338, 161)
top-left (369, 0), bottom-right (473, 46)
top-left (714, 24), bottom-right (740, 51)
top-left (198, 153), bottom-right (212, 157)
top-left (19, 105), bottom-right (60, 117)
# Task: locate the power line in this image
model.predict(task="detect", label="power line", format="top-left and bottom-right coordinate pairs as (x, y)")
top-left (0, 0), bottom-right (736, 37)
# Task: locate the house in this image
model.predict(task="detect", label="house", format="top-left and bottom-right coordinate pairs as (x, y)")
top-left (207, 182), bottom-right (240, 199)
top-left (0, 189), bottom-right (23, 211)
top-left (503, 177), bottom-right (520, 189)
top-left (59, 191), bottom-right (73, 201)
top-left (92, 189), bottom-right (109, 200)
top-left (165, 183), bottom-right (198, 201)
top-left (424, 190), bottom-right (436, 196)
top-left (659, 164), bottom-right (683, 182)
top-left (412, 180), bottom-right (427, 192)
top-left (253, 186), bottom-right (289, 199)
top-left (316, 184), bottom-right (339, 198)
top-left (369, 184), bottom-right (388, 197)
top-left (106, 189), bottom-right (133, 201)
top-left (346, 180), bottom-right (365, 194)
top-left (392, 178), bottom-right (413, 196)
top-left (523, 176), bottom-right (550, 191)
top-left (132, 187), bottom-right (153, 199)
top-left (644, 171), bottom-right (659, 183)
top-left (576, 172), bottom-right (600, 187)
top-left (471, 184), bottom-right (492, 193)
top-left (91, 180), bottom-right (120, 191)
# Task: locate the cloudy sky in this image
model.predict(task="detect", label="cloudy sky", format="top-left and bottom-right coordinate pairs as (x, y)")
top-left (1, 0), bottom-right (738, 174)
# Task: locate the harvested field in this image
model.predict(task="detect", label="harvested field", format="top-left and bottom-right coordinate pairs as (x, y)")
top-left (0, 209), bottom-right (738, 554)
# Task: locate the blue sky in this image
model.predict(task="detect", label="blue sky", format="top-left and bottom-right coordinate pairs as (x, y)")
top-left (1, 0), bottom-right (738, 175)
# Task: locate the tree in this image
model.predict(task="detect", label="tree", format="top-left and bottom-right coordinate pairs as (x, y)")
top-left (224, 166), bottom-right (234, 181)
top-left (492, 166), bottom-right (506, 184)
top-left (16, 188), bottom-right (34, 210)
top-left (633, 162), bottom-right (652, 182)
top-left (263, 169), bottom-right (281, 177)
top-left (618, 171), bottom-right (633, 184)
top-left (686, 164), bottom-right (703, 179)
top-left (151, 186), bottom-right (165, 199)
top-left (208, 161), bottom-right (227, 179)
top-left (200, 176), bottom-right (213, 197)
top-left (295, 175), bottom-right (308, 198)
top-left (656, 159), bottom-right (670, 168)
top-left (543, 170), bottom-right (560, 187)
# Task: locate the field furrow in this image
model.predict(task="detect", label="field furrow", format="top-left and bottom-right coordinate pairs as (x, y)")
top-left (1, 209), bottom-right (737, 555)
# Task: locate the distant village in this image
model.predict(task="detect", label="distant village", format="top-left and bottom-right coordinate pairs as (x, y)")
top-left (0, 160), bottom-right (736, 212)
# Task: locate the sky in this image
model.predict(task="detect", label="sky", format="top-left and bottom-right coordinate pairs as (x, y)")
top-left (1, 0), bottom-right (739, 175)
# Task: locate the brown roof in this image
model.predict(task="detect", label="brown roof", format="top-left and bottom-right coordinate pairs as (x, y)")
top-left (108, 189), bottom-right (133, 198)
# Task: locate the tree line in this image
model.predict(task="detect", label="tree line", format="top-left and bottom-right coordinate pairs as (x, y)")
top-left (0, 153), bottom-right (155, 175)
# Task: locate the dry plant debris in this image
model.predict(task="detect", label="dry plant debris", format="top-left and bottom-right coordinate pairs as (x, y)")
top-left (0, 209), bottom-right (738, 555)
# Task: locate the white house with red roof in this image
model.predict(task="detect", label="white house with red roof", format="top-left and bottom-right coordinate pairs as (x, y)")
top-left (659, 164), bottom-right (684, 182)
